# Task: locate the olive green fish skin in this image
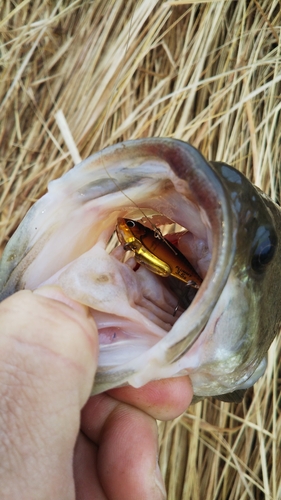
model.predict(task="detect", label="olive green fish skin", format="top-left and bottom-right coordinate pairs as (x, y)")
top-left (188, 158), bottom-right (281, 402)
top-left (212, 161), bottom-right (281, 375)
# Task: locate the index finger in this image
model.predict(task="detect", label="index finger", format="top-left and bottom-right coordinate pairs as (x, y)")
top-left (106, 376), bottom-right (193, 420)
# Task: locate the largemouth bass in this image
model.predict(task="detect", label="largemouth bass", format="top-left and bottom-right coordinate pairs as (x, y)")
top-left (0, 138), bottom-right (280, 401)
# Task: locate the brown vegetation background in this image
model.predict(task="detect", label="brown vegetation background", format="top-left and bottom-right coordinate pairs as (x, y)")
top-left (0, 1), bottom-right (280, 499)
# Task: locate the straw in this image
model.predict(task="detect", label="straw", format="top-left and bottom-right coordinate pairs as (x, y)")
top-left (0, 1), bottom-right (280, 498)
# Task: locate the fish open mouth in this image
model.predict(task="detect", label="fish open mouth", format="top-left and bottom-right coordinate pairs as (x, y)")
top-left (0, 139), bottom-right (236, 393)
top-left (41, 195), bottom-right (213, 371)
top-left (103, 209), bottom-right (209, 334)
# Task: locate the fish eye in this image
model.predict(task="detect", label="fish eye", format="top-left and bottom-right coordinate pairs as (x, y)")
top-left (251, 225), bottom-right (277, 273)
top-left (127, 220), bottom-right (136, 228)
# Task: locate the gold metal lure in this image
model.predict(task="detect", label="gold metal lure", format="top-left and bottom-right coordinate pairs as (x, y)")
top-left (116, 218), bottom-right (202, 288)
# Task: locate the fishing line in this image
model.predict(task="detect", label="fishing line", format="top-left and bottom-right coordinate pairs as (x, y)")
top-left (98, 1), bottom-right (177, 253)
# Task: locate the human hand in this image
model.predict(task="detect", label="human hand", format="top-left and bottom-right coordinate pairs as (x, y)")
top-left (0, 287), bottom-right (193, 499)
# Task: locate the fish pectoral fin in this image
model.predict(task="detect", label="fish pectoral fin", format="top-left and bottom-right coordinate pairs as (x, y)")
top-left (214, 389), bottom-right (247, 403)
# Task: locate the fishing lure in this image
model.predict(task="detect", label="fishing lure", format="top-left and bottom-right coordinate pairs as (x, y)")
top-left (116, 217), bottom-right (202, 288)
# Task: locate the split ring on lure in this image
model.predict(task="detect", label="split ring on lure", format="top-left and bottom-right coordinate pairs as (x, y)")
top-left (116, 217), bottom-right (202, 288)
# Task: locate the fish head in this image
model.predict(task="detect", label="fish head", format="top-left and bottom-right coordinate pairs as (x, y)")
top-left (0, 138), bottom-right (280, 401)
top-left (204, 162), bottom-right (281, 393)
top-left (188, 160), bottom-right (281, 400)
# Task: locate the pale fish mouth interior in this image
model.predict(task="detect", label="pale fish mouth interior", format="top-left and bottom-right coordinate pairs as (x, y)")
top-left (31, 172), bottom-right (214, 372)
top-left (94, 204), bottom-right (212, 368)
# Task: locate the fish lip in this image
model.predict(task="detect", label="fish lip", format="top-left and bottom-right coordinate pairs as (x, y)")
top-left (112, 139), bottom-right (237, 354)
top-left (92, 139), bottom-right (238, 391)
top-left (0, 138), bottom-right (237, 393)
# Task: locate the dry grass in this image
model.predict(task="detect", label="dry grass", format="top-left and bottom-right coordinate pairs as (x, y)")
top-left (0, 1), bottom-right (280, 498)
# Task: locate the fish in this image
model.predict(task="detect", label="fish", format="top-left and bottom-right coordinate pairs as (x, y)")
top-left (0, 138), bottom-right (280, 402)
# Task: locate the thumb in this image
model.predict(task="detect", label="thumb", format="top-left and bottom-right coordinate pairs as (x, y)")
top-left (33, 285), bottom-right (99, 406)
top-left (0, 287), bottom-right (98, 498)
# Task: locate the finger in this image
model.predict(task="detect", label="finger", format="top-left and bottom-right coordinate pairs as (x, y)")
top-left (12, 287), bottom-right (98, 405)
top-left (0, 289), bottom-right (98, 498)
top-left (107, 376), bottom-right (193, 420)
top-left (74, 432), bottom-right (107, 500)
top-left (80, 394), bottom-right (166, 500)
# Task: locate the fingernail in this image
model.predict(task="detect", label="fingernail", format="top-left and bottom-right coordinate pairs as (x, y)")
top-left (154, 461), bottom-right (167, 499)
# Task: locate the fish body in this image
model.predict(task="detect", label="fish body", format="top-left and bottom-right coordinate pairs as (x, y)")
top-left (0, 138), bottom-right (280, 400)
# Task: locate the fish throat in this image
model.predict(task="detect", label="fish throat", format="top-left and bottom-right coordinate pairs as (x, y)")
top-left (110, 212), bottom-right (204, 322)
